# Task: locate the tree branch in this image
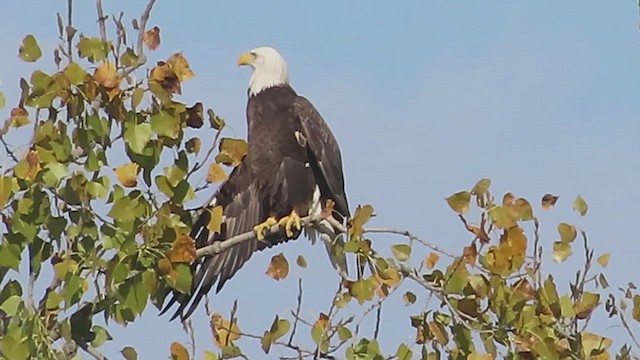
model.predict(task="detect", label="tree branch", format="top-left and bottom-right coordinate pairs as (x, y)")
top-left (77, 341), bottom-right (108, 360)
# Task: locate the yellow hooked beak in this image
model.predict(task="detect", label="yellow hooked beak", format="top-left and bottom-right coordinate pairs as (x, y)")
top-left (237, 52), bottom-right (254, 66)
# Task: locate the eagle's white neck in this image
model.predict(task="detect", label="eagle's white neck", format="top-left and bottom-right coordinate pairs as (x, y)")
top-left (248, 56), bottom-right (290, 96)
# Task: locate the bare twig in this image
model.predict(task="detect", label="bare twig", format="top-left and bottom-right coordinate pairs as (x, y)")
top-left (288, 278), bottom-right (303, 346)
top-left (67, 0), bottom-right (73, 61)
top-left (27, 272), bottom-right (36, 310)
top-left (364, 227), bottom-right (456, 259)
top-left (96, 0), bottom-right (108, 45)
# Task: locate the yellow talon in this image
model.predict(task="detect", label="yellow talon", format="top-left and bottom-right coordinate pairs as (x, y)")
top-left (253, 216), bottom-right (277, 241)
top-left (278, 210), bottom-right (301, 238)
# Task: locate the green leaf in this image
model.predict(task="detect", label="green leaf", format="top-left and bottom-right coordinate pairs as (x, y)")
top-left (573, 194), bottom-right (588, 216)
top-left (76, 37), bottom-right (110, 62)
top-left (132, 87), bottom-right (144, 109)
top-left (151, 110), bottom-right (180, 139)
top-left (90, 325), bottom-right (113, 348)
top-left (446, 191), bottom-right (471, 214)
top-left (471, 178), bottom-right (491, 197)
top-left (391, 244), bottom-right (411, 262)
top-left (124, 122), bottom-right (152, 154)
top-left (0, 335), bottom-right (29, 360)
top-left (221, 345), bottom-right (242, 359)
top-left (204, 351), bottom-right (219, 360)
top-left (46, 291), bottom-right (63, 310)
top-left (0, 295), bottom-right (22, 316)
top-left (164, 164), bottom-right (187, 187)
top-left (337, 325), bottom-right (352, 342)
top-left (18, 34), bottom-right (42, 62)
top-left (552, 241), bottom-right (572, 263)
top-left (121, 346), bottom-right (138, 360)
top-left (0, 243), bottom-right (22, 270)
top-left (64, 62), bottom-right (88, 85)
top-left (350, 278), bottom-right (375, 305)
top-left (396, 343), bottom-right (413, 360)
top-left (632, 295), bottom-right (640, 322)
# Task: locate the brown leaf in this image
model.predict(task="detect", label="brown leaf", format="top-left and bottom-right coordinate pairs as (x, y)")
top-left (150, 61), bottom-right (181, 95)
top-left (6, 107), bottom-right (30, 130)
top-left (206, 205), bottom-right (223, 235)
top-left (215, 138), bottom-right (248, 167)
top-left (185, 137), bottom-right (201, 154)
top-left (25, 149), bottom-right (41, 181)
top-left (170, 342), bottom-right (189, 360)
top-left (206, 163), bottom-right (228, 183)
top-left (184, 102), bottom-right (204, 128)
top-left (143, 26), bottom-right (161, 51)
top-left (313, 313), bottom-right (330, 330)
top-left (210, 313), bottom-right (241, 349)
top-left (424, 253), bottom-right (439, 269)
top-left (168, 234), bottom-right (196, 264)
top-left (463, 244), bottom-right (477, 265)
top-left (541, 193), bottom-right (559, 210)
top-left (296, 255), bottom-right (307, 269)
top-left (115, 163), bottom-right (139, 187)
top-left (266, 253), bottom-right (289, 281)
top-left (502, 192), bottom-right (515, 205)
top-left (167, 52), bottom-right (195, 82)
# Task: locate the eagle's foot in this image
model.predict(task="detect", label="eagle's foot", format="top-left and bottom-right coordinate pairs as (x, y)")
top-left (322, 199), bottom-right (335, 218)
top-left (253, 217), bottom-right (278, 241)
top-left (278, 210), bottom-right (301, 238)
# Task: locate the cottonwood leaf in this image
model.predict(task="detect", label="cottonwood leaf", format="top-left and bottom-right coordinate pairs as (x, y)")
top-left (391, 244), bottom-right (411, 262)
top-left (7, 107), bottom-right (30, 129)
top-left (573, 194), bottom-right (588, 216)
top-left (210, 313), bottom-right (241, 349)
top-left (296, 255), bottom-right (307, 268)
top-left (168, 234), bottom-right (195, 264)
top-left (185, 137), bottom-right (201, 154)
top-left (557, 223), bottom-right (577, 243)
top-left (403, 291), bottom-right (417, 306)
top-left (266, 253), bottom-right (289, 281)
top-left (94, 62), bottom-right (120, 89)
top-left (18, 34), bottom-right (42, 62)
top-left (170, 342), bottom-right (189, 360)
top-left (115, 163), bottom-right (139, 187)
top-left (552, 241), bottom-right (572, 263)
top-left (206, 163), bottom-right (228, 183)
top-left (215, 138), bottom-right (248, 167)
top-left (121, 346), bottom-right (138, 360)
top-left (349, 204), bottom-right (374, 239)
top-left (446, 191), bottom-right (471, 214)
top-left (143, 26), bottom-right (161, 51)
top-left (207, 205), bottom-right (223, 235)
top-left (425, 252), bottom-right (439, 269)
top-left (597, 253), bottom-right (610, 268)
top-left (541, 193), bottom-right (559, 210)
top-left (167, 52), bottom-right (195, 82)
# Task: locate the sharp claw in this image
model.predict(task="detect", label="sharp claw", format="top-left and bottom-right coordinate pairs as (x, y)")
top-left (279, 210), bottom-right (301, 238)
top-left (253, 217), bottom-right (277, 241)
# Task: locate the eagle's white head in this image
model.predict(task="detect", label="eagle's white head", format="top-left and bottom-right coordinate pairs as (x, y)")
top-left (237, 46), bottom-right (290, 97)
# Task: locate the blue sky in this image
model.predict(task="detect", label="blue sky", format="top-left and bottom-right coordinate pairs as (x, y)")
top-left (2, 1), bottom-right (640, 358)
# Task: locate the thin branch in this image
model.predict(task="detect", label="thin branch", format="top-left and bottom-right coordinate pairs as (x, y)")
top-left (287, 278), bottom-right (303, 346)
top-left (67, 0), bottom-right (73, 61)
top-left (26, 272), bottom-right (36, 310)
top-left (364, 227), bottom-right (457, 259)
top-left (196, 213), bottom-right (335, 259)
top-left (96, 0), bottom-right (108, 45)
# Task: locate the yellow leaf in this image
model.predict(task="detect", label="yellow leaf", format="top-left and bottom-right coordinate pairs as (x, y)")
top-left (215, 138), bottom-right (248, 167)
top-left (115, 163), bottom-right (139, 187)
top-left (94, 62), bottom-right (120, 89)
top-left (265, 253), bottom-right (289, 281)
top-left (206, 205), bottom-right (223, 235)
top-left (573, 194), bottom-right (589, 216)
top-left (428, 321), bottom-right (448, 345)
top-left (445, 191), bottom-right (471, 214)
top-left (168, 234), bottom-right (196, 264)
top-left (488, 205), bottom-right (517, 229)
top-left (313, 313), bottom-right (330, 330)
top-left (541, 193), bottom-right (559, 210)
top-left (553, 241), bottom-right (572, 263)
top-left (468, 354), bottom-right (493, 360)
top-left (348, 204), bottom-right (374, 239)
top-left (597, 253), bottom-right (610, 268)
top-left (424, 253), bottom-right (439, 269)
top-left (206, 163), bottom-right (228, 183)
top-left (186, 137), bottom-right (202, 154)
top-left (557, 223), bottom-right (577, 243)
top-left (463, 244), bottom-right (477, 265)
top-left (580, 332), bottom-right (611, 359)
top-left (167, 52), bottom-right (195, 82)
top-left (25, 149), bottom-right (41, 181)
top-left (502, 192), bottom-right (515, 205)
top-left (158, 257), bottom-right (173, 275)
top-left (6, 107), bottom-right (31, 129)
top-left (574, 292), bottom-right (600, 319)
top-left (210, 313), bottom-right (241, 349)
top-left (143, 26), bottom-right (161, 51)
top-left (170, 342), bottom-right (189, 360)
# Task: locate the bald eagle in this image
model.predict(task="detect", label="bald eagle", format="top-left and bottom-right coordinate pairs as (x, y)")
top-left (161, 46), bottom-right (350, 320)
